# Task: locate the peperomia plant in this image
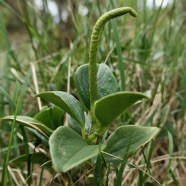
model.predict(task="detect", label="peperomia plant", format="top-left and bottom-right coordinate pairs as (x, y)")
top-left (2, 7), bottom-right (159, 173)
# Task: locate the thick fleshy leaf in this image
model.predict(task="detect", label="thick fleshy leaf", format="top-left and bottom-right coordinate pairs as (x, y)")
top-left (94, 91), bottom-right (148, 126)
top-left (36, 91), bottom-right (85, 126)
top-left (67, 114), bottom-right (82, 135)
top-left (49, 126), bottom-right (106, 172)
top-left (1, 116), bottom-right (53, 138)
top-left (34, 106), bottom-right (64, 130)
top-left (75, 64), bottom-right (118, 109)
top-left (74, 64), bottom-right (89, 109)
top-left (104, 125), bottom-right (159, 159)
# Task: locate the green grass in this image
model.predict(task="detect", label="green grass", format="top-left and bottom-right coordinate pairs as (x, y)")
top-left (0, 0), bottom-right (186, 185)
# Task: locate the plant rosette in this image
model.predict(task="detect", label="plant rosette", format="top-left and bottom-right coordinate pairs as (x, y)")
top-left (1, 7), bottom-right (159, 173)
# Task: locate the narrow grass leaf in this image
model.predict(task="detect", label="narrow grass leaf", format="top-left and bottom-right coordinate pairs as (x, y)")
top-left (2, 97), bottom-right (21, 186)
top-left (0, 87), bottom-right (15, 111)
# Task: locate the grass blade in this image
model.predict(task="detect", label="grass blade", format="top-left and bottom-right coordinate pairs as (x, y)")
top-left (2, 97), bottom-right (21, 186)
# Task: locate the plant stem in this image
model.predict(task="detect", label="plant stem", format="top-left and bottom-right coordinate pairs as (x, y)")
top-left (89, 7), bottom-right (137, 106)
top-left (2, 97), bottom-right (21, 186)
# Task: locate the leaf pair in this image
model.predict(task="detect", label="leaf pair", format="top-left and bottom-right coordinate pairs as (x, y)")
top-left (49, 126), bottom-right (159, 172)
top-left (75, 63), bottom-right (149, 128)
top-left (1, 63), bottom-right (159, 174)
top-left (34, 64), bottom-right (158, 172)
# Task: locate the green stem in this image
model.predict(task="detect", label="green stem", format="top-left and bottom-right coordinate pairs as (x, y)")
top-left (89, 7), bottom-right (137, 106)
top-left (2, 97), bottom-right (21, 186)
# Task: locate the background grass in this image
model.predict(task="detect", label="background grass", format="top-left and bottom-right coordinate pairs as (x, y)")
top-left (0, 0), bottom-right (186, 185)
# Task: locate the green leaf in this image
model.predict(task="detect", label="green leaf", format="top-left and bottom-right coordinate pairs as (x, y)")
top-left (36, 91), bottom-right (85, 126)
top-left (94, 91), bottom-right (148, 126)
top-left (75, 64), bottom-right (118, 109)
top-left (67, 114), bottom-right (82, 135)
top-left (104, 125), bottom-right (159, 159)
top-left (49, 126), bottom-right (106, 172)
top-left (74, 64), bottom-right (89, 109)
top-left (1, 116), bottom-right (53, 138)
top-left (0, 87), bottom-right (16, 111)
top-left (34, 106), bottom-right (64, 130)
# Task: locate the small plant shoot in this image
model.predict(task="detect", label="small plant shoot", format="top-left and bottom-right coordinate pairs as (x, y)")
top-left (2, 7), bottom-right (159, 173)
